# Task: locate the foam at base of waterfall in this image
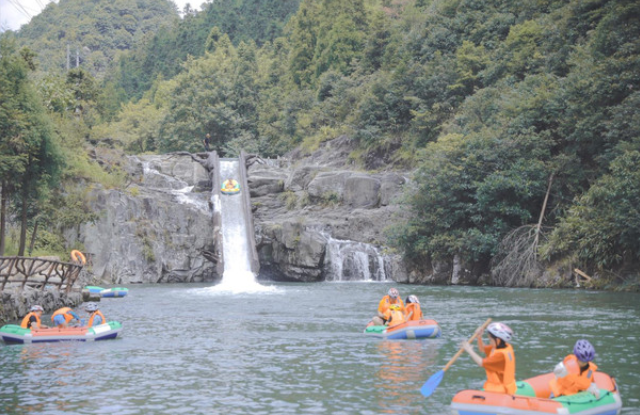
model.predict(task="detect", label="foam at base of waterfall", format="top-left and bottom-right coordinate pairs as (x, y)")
top-left (210, 271), bottom-right (277, 294)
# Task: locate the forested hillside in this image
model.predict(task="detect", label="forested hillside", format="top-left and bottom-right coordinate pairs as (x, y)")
top-left (14, 0), bottom-right (178, 77)
top-left (113, 0), bottom-right (301, 101)
top-left (1, 0), bottom-right (639, 288)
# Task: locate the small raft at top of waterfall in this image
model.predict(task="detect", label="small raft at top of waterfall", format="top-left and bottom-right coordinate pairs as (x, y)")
top-left (364, 319), bottom-right (441, 339)
top-left (85, 286), bottom-right (128, 298)
top-left (221, 179), bottom-right (240, 194)
top-left (451, 370), bottom-right (622, 415)
top-left (0, 322), bottom-right (123, 344)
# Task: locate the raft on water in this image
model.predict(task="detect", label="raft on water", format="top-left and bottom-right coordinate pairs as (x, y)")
top-left (0, 322), bottom-right (123, 344)
top-left (85, 286), bottom-right (128, 298)
top-left (451, 371), bottom-right (622, 415)
top-left (221, 179), bottom-right (240, 194)
top-left (364, 319), bottom-right (441, 339)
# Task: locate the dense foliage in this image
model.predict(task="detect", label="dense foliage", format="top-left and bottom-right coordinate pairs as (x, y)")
top-left (112, 0), bottom-right (301, 101)
top-left (13, 0), bottom-right (178, 78)
top-left (1, 0), bottom-right (639, 284)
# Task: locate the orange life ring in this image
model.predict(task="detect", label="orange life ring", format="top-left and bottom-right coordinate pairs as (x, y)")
top-left (70, 250), bottom-right (86, 265)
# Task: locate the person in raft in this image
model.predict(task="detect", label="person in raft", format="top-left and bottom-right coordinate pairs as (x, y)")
top-left (21, 305), bottom-right (46, 330)
top-left (386, 304), bottom-right (407, 327)
top-left (84, 302), bottom-right (106, 328)
top-left (369, 288), bottom-right (405, 326)
top-left (405, 295), bottom-right (423, 321)
top-left (549, 339), bottom-right (600, 399)
top-left (461, 322), bottom-right (517, 395)
top-left (51, 307), bottom-right (81, 328)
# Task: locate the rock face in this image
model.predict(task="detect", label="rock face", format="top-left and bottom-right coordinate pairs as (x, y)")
top-left (64, 137), bottom-right (485, 285)
top-left (249, 136), bottom-right (413, 282)
top-left (65, 154), bottom-right (220, 284)
top-left (0, 287), bottom-right (82, 324)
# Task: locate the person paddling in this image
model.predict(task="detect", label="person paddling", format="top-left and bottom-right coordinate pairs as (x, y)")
top-left (460, 322), bottom-right (516, 394)
top-left (549, 339), bottom-right (600, 399)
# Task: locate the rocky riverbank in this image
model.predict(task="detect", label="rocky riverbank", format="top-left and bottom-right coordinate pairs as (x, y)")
top-left (0, 287), bottom-right (82, 325)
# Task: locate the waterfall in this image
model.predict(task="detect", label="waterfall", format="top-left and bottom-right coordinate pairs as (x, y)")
top-left (322, 232), bottom-right (388, 282)
top-left (214, 160), bottom-right (273, 293)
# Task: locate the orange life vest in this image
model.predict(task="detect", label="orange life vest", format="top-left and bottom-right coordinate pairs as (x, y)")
top-left (405, 303), bottom-right (423, 321)
top-left (387, 308), bottom-right (406, 327)
top-left (483, 344), bottom-right (516, 394)
top-left (51, 307), bottom-right (74, 323)
top-left (549, 355), bottom-right (598, 397)
top-left (378, 296), bottom-right (405, 316)
top-left (20, 312), bottom-right (41, 329)
top-left (87, 311), bottom-right (106, 327)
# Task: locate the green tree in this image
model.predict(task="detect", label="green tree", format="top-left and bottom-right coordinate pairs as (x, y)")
top-left (0, 40), bottom-right (63, 255)
top-left (543, 151), bottom-right (640, 269)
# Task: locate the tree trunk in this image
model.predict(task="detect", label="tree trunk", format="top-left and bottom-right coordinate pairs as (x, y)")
top-left (28, 219), bottom-right (39, 256)
top-left (0, 182), bottom-right (6, 256)
top-left (533, 173), bottom-right (554, 250)
top-left (18, 181), bottom-right (29, 256)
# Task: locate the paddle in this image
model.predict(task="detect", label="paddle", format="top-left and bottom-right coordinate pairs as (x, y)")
top-left (420, 318), bottom-right (492, 397)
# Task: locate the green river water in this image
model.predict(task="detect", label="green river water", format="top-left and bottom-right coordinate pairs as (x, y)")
top-left (1, 283), bottom-right (639, 414)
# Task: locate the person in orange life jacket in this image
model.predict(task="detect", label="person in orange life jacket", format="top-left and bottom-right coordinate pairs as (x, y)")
top-left (386, 304), bottom-right (406, 327)
top-left (405, 295), bottom-right (423, 321)
top-left (51, 307), bottom-right (81, 328)
top-left (84, 302), bottom-right (106, 328)
top-left (20, 305), bottom-right (46, 330)
top-left (370, 288), bottom-right (405, 326)
top-left (461, 322), bottom-right (517, 395)
top-left (549, 339), bottom-right (600, 399)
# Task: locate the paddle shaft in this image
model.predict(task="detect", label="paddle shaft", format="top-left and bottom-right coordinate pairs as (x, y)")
top-left (442, 318), bottom-right (492, 372)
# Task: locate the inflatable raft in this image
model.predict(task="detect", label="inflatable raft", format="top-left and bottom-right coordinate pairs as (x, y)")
top-left (221, 179), bottom-right (240, 194)
top-left (0, 321), bottom-right (123, 344)
top-left (85, 286), bottom-right (128, 298)
top-left (364, 319), bottom-right (441, 339)
top-left (451, 371), bottom-right (622, 415)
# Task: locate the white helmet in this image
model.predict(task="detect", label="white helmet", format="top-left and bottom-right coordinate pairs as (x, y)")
top-left (406, 295), bottom-right (420, 304)
top-left (85, 302), bottom-right (98, 312)
top-left (30, 305), bottom-right (44, 312)
top-left (487, 322), bottom-right (513, 342)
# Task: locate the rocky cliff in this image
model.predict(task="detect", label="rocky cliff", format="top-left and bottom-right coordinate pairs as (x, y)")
top-left (66, 154), bottom-right (220, 284)
top-left (68, 137), bottom-right (489, 285)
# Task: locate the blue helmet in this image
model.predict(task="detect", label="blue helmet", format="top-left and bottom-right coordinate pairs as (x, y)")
top-left (573, 339), bottom-right (596, 362)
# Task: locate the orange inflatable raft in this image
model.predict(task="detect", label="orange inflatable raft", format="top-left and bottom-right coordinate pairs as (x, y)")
top-left (451, 371), bottom-right (622, 415)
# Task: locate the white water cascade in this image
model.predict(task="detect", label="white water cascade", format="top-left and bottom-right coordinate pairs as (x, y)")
top-left (211, 159), bottom-right (274, 293)
top-left (322, 232), bottom-right (388, 282)
top-left (136, 157), bottom-right (210, 214)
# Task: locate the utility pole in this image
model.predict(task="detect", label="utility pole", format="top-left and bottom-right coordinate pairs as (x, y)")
top-left (76, 47), bottom-right (79, 68)
top-left (66, 44), bottom-right (70, 70)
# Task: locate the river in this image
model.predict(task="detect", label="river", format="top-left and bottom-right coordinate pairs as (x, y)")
top-left (1, 283), bottom-right (639, 415)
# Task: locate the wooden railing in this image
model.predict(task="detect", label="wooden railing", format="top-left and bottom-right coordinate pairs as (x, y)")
top-left (0, 256), bottom-right (83, 293)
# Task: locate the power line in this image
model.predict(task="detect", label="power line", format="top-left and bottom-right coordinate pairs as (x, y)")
top-left (6, 0), bottom-right (33, 20)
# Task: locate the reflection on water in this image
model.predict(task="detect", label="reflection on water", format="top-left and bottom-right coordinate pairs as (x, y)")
top-left (375, 341), bottom-right (439, 414)
top-left (0, 283), bottom-right (638, 415)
